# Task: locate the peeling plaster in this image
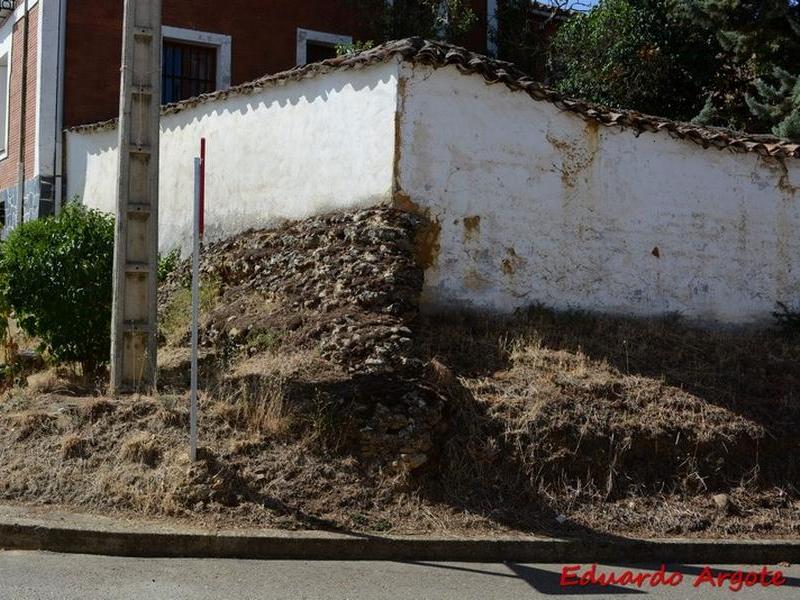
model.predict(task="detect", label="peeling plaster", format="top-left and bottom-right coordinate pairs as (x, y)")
top-left (395, 64), bottom-right (800, 325)
top-left (463, 215), bottom-right (481, 240)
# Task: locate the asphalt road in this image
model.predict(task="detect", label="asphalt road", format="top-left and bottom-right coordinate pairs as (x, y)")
top-left (0, 551), bottom-right (798, 599)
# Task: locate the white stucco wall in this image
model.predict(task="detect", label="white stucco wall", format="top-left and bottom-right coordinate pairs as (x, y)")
top-left (66, 61), bottom-right (400, 252)
top-left (66, 57), bottom-right (800, 325)
top-left (396, 64), bottom-right (800, 324)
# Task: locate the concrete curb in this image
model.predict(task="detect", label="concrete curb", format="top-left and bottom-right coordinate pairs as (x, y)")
top-left (0, 506), bottom-right (798, 563)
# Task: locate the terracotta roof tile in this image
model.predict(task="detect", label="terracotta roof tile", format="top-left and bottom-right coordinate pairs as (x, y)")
top-left (67, 37), bottom-right (800, 159)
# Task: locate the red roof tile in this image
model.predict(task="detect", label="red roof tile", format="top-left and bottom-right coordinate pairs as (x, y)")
top-left (67, 37), bottom-right (800, 159)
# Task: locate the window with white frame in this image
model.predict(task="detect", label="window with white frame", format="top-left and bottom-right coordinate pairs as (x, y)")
top-left (296, 28), bottom-right (352, 65)
top-left (161, 26), bottom-right (231, 104)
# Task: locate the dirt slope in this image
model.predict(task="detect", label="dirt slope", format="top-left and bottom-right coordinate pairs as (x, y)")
top-left (0, 207), bottom-right (798, 538)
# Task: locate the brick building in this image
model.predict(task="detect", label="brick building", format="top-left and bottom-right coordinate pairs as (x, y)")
top-left (0, 0), bottom-right (557, 232)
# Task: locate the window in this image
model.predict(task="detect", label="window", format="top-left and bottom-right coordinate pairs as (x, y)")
top-left (296, 29), bottom-right (352, 66)
top-left (162, 41), bottom-right (217, 104)
top-left (160, 27), bottom-right (232, 104)
top-left (306, 42), bottom-right (338, 63)
top-left (0, 51), bottom-right (9, 157)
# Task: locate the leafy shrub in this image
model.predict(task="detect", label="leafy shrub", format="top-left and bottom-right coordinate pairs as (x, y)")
top-left (0, 273), bottom-right (19, 385)
top-left (548, 0), bottom-right (718, 121)
top-left (335, 40), bottom-right (375, 57)
top-left (158, 248), bottom-right (181, 282)
top-left (0, 204), bottom-right (114, 373)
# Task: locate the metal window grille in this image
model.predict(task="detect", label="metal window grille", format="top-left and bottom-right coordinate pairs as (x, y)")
top-left (162, 41), bottom-right (217, 104)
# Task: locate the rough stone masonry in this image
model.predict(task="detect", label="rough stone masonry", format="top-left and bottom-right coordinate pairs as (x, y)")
top-left (159, 207), bottom-right (446, 472)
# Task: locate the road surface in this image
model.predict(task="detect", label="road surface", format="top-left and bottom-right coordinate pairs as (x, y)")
top-left (0, 551), bottom-right (798, 599)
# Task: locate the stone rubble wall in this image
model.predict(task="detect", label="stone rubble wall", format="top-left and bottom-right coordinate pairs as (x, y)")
top-left (161, 207), bottom-right (444, 472)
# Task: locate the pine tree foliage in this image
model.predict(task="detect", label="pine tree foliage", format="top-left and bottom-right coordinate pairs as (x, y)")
top-left (674, 0), bottom-right (800, 132)
top-left (747, 66), bottom-right (800, 138)
top-left (675, 0), bottom-right (800, 67)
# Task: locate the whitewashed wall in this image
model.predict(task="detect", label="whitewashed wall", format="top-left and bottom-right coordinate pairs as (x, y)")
top-left (66, 58), bottom-right (800, 325)
top-left (396, 64), bottom-right (800, 324)
top-left (66, 61), bottom-right (400, 252)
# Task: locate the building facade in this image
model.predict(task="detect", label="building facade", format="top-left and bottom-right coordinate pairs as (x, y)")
top-left (0, 0), bottom-right (522, 234)
top-left (0, 0), bottom-right (43, 229)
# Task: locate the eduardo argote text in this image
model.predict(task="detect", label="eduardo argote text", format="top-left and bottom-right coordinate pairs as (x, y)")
top-left (561, 564), bottom-right (786, 591)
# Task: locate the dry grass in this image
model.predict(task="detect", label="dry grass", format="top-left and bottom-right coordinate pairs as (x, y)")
top-left (61, 434), bottom-right (90, 460)
top-left (0, 307), bottom-right (797, 538)
top-left (212, 378), bottom-right (295, 437)
top-left (25, 366), bottom-right (96, 395)
top-left (26, 369), bottom-right (68, 395)
top-left (120, 432), bottom-right (162, 467)
top-left (414, 308), bottom-right (800, 534)
top-left (231, 349), bottom-right (323, 380)
top-left (82, 398), bottom-right (116, 421)
top-left (11, 411), bottom-right (60, 441)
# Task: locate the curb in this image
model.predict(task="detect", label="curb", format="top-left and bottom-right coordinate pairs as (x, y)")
top-left (0, 508), bottom-right (798, 563)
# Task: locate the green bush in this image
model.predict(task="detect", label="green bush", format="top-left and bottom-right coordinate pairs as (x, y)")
top-left (335, 40), bottom-right (375, 57)
top-left (158, 247), bottom-right (181, 282)
top-left (0, 204), bottom-right (114, 373)
top-left (548, 0), bottom-right (718, 122)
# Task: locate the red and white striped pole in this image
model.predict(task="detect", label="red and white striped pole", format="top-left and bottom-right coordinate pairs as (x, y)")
top-left (199, 137), bottom-right (206, 239)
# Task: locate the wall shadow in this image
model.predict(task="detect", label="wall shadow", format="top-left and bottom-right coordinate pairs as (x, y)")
top-left (409, 306), bottom-right (800, 533)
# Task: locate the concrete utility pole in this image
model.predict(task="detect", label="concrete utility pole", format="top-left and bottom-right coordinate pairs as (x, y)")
top-left (110, 0), bottom-right (162, 393)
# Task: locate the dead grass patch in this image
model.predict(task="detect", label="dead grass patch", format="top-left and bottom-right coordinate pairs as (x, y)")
top-left (231, 349), bottom-right (324, 380)
top-left (12, 411), bottom-right (59, 441)
top-left (155, 395), bottom-right (187, 428)
top-left (82, 398), bottom-right (115, 422)
top-left (26, 369), bottom-right (70, 395)
top-left (120, 432), bottom-right (162, 467)
top-left (211, 378), bottom-right (295, 438)
top-left (26, 363), bottom-right (106, 395)
top-left (415, 308), bottom-right (800, 533)
top-left (0, 303), bottom-right (798, 539)
top-left (61, 434), bottom-right (91, 460)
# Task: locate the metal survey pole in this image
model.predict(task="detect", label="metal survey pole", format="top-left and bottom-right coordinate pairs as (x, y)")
top-left (110, 0), bottom-right (162, 393)
top-left (189, 139), bottom-right (205, 461)
top-left (190, 157), bottom-right (201, 461)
